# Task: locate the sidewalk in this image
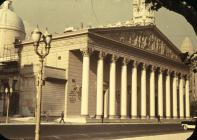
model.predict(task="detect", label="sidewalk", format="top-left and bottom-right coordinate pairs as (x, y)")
top-left (115, 132), bottom-right (192, 140)
top-left (0, 116), bottom-right (188, 124)
top-left (0, 116), bottom-right (59, 124)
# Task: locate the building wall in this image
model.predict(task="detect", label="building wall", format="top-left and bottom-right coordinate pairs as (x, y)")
top-left (20, 75), bottom-right (36, 116)
top-left (42, 80), bottom-right (65, 116)
top-left (19, 44), bottom-right (37, 116)
top-left (19, 35), bottom-right (88, 116)
top-left (66, 50), bottom-right (82, 116)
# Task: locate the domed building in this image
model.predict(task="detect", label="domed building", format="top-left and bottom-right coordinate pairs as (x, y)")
top-left (0, 0), bottom-right (26, 116)
top-left (0, 0), bottom-right (25, 57)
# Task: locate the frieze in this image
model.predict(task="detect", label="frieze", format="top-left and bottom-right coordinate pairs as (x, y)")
top-left (96, 29), bottom-right (179, 60)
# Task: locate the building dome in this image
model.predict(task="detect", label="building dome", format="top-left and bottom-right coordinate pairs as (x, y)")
top-left (0, 0), bottom-right (25, 33)
top-left (180, 37), bottom-right (194, 54)
top-left (0, 0), bottom-right (26, 58)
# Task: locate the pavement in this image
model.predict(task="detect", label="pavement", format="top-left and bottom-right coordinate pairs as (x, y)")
top-left (0, 121), bottom-right (192, 140)
top-left (0, 116), bottom-right (194, 140)
top-left (0, 116), bottom-right (190, 124)
top-left (0, 116), bottom-right (59, 124)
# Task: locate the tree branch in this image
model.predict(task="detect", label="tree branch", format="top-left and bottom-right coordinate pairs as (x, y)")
top-left (145, 0), bottom-right (197, 35)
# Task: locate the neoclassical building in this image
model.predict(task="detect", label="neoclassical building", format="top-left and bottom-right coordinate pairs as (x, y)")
top-left (19, 25), bottom-right (190, 123)
top-left (0, 0), bottom-right (192, 123)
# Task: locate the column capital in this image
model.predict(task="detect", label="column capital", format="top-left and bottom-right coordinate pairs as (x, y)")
top-left (141, 63), bottom-right (147, 70)
top-left (111, 54), bottom-right (118, 62)
top-left (165, 69), bottom-right (171, 75)
top-left (158, 67), bottom-right (165, 74)
top-left (132, 60), bottom-right (139, 68)
top-left (185, 75), bottom-right (190, 80)
top-left (122, 57), bottom-right (130, 65)
top-left (98, 51), bottom-right (106, 59)
top-left (80, 48), bottom-right (93, 56)
top-left (150, 65), bottom-right (157, 72)
top-left (179, 73), bottom-right (185, 79)
top-left (172, 71), bottom-right (179, 78)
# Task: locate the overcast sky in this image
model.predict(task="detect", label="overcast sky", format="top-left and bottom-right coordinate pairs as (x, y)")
top-left (12, 0), bottom-right (197, 49)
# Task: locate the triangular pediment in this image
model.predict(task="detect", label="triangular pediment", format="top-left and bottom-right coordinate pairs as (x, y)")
top-left (90, 26), bottom-right (182, 61)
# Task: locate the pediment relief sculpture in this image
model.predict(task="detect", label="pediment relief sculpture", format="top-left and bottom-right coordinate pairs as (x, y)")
top-left (94, 28), bottom-right (180, 61)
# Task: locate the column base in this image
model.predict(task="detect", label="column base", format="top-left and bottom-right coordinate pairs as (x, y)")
top-left (81, 115), bottom-right (89, 118)
top-left (131, 115), bottom-right (138, 119)
top-left (120, 115), bottom-right (130, 119)
top-left (140, 116), bottom-right (146, 119)
top-left (179, 117), bottom-right (185, 119)
top-left (172, 116), bottom-right (178, 119)
top-left (109, 115), bottom-right (119, 119)
top-left (150, 116), bottom-right (156, 119)
top-left (166, 116), bottom-right (171, 119)
top-left (159, 116), bottom-right (164, 119)
top-left (95, 115), bottom-right (103, 119)
top-left (186, 117), bottom-right (191, 119)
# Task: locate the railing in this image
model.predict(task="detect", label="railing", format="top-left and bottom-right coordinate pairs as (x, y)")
top-left (0, 44), bottom-right (19, 63)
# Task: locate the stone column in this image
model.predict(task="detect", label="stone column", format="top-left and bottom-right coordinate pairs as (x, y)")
top-left (165, 70), bottom-right (171, 119)
top-left (96, 51), bottom-right (105, 119)
top-left (121, 58), bottom-right (129, 119)
top-left (158, 68), bottom-right (163, 118)
top-left (109, 54), bottom-right (118, 119)
top-left (80, 48), bottom-right (91, 117)
top-left (131, 61), bottom-right (138, 118)
top-left (179, 75), bottom-right (184, 118)
top-left (150, 66), bottom-right (156, 118)
top-left (172, 72), bottom-right (178, 118)
top-left (141, 63), bottom-right (147, 119)
top-left (185, 75), bottom-right (190, 118)
top-left (104, 89), bottom-right (109, 118)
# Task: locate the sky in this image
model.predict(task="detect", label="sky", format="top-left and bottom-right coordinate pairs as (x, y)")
top-left (11, 0), bottom-right (197, 49)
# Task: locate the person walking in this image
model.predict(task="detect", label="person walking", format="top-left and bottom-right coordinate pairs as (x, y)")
top-left (157, 115), bottom-right (161, 123)
top-left (59, 111), bottom-right (65, 123)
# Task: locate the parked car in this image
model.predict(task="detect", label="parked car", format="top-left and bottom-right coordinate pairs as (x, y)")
top-left (181, 118), bottom-right (197, 130)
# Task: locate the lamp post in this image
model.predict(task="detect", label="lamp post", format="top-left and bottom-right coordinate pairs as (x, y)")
top-left (31, 26), bottom-right (52, 140)
top-left (5, 87), bottom-right (12, 124)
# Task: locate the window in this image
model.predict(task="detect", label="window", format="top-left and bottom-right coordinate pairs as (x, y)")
top-left (58, 56), bottom-right (61, 60)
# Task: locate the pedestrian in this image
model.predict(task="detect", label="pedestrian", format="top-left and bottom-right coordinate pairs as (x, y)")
top-left (45, 111), bottom-right (49, 122)
top-left (59, 111), bottom-right (65, 123)
top-left (157, 115), bottom-right (161, 123)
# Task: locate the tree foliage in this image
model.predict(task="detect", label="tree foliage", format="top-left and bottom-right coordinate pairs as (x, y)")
top-left (0, 0), bottom-right (5, 6)
top-left (145, 0), bottom-right (197, 35)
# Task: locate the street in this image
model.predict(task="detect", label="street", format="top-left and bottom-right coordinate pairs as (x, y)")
top-left (0, 123), bottom-right (192, 140)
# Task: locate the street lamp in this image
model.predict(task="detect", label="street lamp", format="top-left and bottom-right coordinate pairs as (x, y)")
top-left (5, 87), bottom-right (12, 124)
top-left (31, 26), bottom-right (52, 140)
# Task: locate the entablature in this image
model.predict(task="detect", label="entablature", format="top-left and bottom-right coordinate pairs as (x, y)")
top-left (87, 35), bottom-right (189, 75)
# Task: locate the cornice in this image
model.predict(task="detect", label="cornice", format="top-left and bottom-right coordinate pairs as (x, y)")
top-left (21, 29), bottom-right (88, 46)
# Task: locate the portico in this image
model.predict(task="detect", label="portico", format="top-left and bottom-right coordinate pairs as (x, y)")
top-left (76, 25), bottom-right (191, 122)
top-left (82, 50), bottom-right (190, 120)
